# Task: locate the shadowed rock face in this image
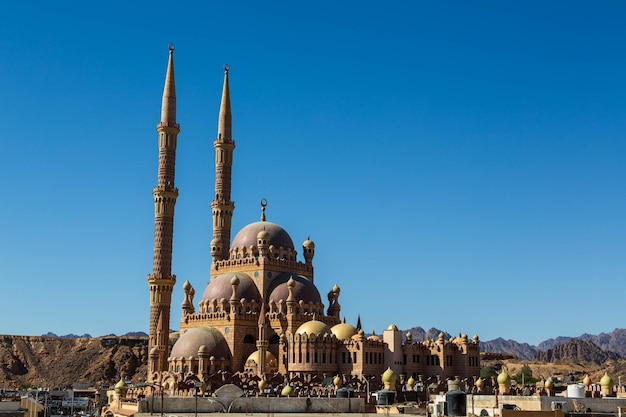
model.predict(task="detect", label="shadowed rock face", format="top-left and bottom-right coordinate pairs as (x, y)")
top-left (0, 335), bottom-right (148, 388)
top-left (534, 339), bottom-right (621, 365)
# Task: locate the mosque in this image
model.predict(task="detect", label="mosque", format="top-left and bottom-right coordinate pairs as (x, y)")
top-left (145, 45), bottom-right (481, 389)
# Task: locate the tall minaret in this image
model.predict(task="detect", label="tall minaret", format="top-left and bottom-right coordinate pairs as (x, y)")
top-left (147, 44), bottom-right (179, 377)
top-left (210, 65), bottom-right (235, 262)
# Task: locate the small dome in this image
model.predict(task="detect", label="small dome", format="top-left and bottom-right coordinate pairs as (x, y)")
top-left (230, 275), bottom-right (240, 286)
top-left (497, 372), bottom-right (511, 384)
top-left (281, 385), bottom-right (294, 396)
top-left (170, 327), bottom-right (230, 359)
top-left (600, 373), bottom-right (613, 387)
top-left (114, 378), bottom-right (128, 395)
top-left (246, 350), bottom-right (277, 368)
top-left (368, 332), bottom-right (382, 342)
top-left (183, 280), bottom-right (192, 291)
top-left (296, 319), bottom-right (331, 336)
top-left (232, 221), bottom-right (294, 250)
top-left (257, 229), bottom-right (270, 240)
top-left (258, 379), bottom-right (266, 392)
top-left (268, 273), bottom-right (322, 305)
top-left (475, 378), bottom-right (483, 388)
top-left (545, 378), bottom-right (553, 389)
top-left (331, 322), bottom-right (358, 340)
top-left (202, 273), bottom-right (260, 303)
top-left (382, 367), bottom-right (397, 384)
top-left (303, 238), bottom-right (315, 248)
top-left (387, 324), bottom-right (399, 331)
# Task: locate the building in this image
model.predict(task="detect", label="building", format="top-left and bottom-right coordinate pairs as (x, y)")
top-left (146, 46), bottom-right (480, 390)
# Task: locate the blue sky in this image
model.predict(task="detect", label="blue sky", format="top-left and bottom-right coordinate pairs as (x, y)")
top-left (1, 1), bottom-right (625, 346)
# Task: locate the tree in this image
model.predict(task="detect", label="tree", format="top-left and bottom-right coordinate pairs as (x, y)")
top-left (480, 366), bottom-right (497, 380)
top-left (513, 364), bottom-right (538, 384)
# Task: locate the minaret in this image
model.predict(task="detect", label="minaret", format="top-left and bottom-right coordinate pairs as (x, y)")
top-left (147, 44), bottom-right (179, 377)
top-left (210, 65), bottom-right (236, 262)
top-left (256, 302), bottom-right (269, 376)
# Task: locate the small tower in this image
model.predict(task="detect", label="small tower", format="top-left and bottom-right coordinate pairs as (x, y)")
top-left (256, 302), bottom-right (269, 376)
top-left (148, 44), bottom-right (179, 377)
top-left (211, 65), bottom-right (236, 262)
top-left (303, 236), bottom-right (315, 266)
top-left (181, 280), bottom-right (195, 317)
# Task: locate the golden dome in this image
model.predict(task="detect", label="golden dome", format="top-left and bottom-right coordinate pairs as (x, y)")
top-left (382, 367), bottom-right (397, 384)
top-left (497, 372), bottom-right (511, 384)
top-left (545, 378), bottom-right (553, 389)
top-left (331, 322), bottom-right (358, 340)
top-left (368, 332), bottom-right (382, 342)
top-left (475, 378), bottom-right (483, 388)
top-left (387, 324), bottom-right (399, 331)
top-left (296, 319), bottom-right (331, 336)
top-left (281, 385), bottom-right (294, 396)
top-left (114, 378), bottom-right (128, 395)
top-left (600, 373), bottom-right (613, 387)
top-left (246, 350), bottom-right (277, 368)
top-left (333, 375), bottom-right (342, 389)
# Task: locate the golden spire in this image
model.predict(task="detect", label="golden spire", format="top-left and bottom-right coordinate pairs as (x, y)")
top-left (160, 43), bottom-right (177, 125)
top-left (217, 64), bottom-right (232, 142)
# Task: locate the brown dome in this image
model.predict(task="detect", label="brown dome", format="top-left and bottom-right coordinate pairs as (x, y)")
top-left (201, 272), bottom-right (260, 302)
top-left (231, 221), bottom-right (294, 250)
top-left (267, 273), bottom-right (321, 304)
top-left (170, 327), bottom-right (230, 359)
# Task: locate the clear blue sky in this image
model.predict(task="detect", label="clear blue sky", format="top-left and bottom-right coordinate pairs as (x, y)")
top-left (1, 1), bottom-right (625, 346)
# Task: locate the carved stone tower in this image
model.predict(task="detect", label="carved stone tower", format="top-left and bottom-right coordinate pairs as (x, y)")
top-left (147, 44), bottom-right (179, 377)
top-left (210, 65), bottom-right (235, 262)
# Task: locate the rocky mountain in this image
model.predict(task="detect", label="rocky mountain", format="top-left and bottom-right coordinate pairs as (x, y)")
top-left (537, 336), bottom-right (572, 352)
top-left (481, 338), bottom-right (537, 360)
top-left (534, 339), bottom-right (621, 365)
top-left (0, 335), bottom-right (148, 389)
top-left (405, 327), bottom-right (451, 342)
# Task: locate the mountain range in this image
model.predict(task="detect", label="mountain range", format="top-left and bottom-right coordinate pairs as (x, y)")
top-left (405, 326), bottom-right (626, 360)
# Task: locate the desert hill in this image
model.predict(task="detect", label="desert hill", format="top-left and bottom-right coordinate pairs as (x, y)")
top-left (0, 334), bottom-right (148, 389)
top-left (533, 339), bottom-right (621, 365)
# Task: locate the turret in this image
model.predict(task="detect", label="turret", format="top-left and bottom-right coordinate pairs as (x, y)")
top-left (303, 236), bottom-right (315, 265)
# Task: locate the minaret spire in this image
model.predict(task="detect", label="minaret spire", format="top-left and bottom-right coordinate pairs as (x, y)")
top-left (211, 65), bottom-right (236, 263)
top-left (148, 44), bottom-right (180, 378)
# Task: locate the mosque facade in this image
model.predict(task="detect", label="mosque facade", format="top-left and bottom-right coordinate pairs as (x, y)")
top-left (146, 47), bottom-right (481, 388)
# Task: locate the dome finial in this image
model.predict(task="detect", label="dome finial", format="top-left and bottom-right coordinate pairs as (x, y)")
top-left (224, 64), bottom-right (230, 74)
top-left (168, 42), bottom-right (175, 52)
top-left (260, 198), bottom-right (267, 221)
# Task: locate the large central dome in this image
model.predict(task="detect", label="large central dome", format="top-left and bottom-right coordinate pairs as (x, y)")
top-left (231, 221), bottom-right (294, 250)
